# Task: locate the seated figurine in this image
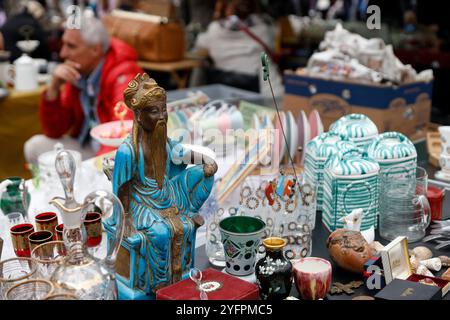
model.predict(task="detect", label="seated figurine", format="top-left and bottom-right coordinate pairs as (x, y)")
top-left (105, 73), bottom-right (217, 299)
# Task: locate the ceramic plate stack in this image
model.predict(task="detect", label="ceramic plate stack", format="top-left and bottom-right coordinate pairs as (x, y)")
top-left (367, 132), bottom-right (417, 178)
top-left (304, 132), bottom-right (356, 212)
top-left (297, 111), bottom-right (311, 165)
top-left (322, 149), bottom-right (380, 232)
top-left (329, 113), bottom-right (378, 152)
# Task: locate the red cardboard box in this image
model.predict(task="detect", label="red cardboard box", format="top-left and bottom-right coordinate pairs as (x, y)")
top-left (156, 268), bottom-right (260, 300)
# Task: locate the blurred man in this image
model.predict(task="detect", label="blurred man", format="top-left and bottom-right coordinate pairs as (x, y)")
top-left (192, 0), bottom-right (283, 96)
top-left (24, 14), bottom-right (143, 165)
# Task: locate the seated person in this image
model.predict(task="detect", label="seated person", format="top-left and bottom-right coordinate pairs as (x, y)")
top-left (24, 14), bottom-right (143, 165)
top-left (192, 0), bottom-right (282, 95)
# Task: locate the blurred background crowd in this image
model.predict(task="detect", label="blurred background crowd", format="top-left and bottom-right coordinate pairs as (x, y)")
top-left (0, 0), bottom-right (449, 118)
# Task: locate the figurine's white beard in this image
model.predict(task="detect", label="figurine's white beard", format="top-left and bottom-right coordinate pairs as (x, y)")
top-left (151, 121), bottom-right (167, 189)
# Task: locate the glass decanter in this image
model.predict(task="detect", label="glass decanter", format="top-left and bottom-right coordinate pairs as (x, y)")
top-left (48, 150), bottom-right (125, 300)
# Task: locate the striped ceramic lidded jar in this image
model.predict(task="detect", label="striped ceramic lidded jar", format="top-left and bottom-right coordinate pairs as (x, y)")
top-left (304, 132), bottom-right (356, 212)
top-left (329, 114), bottom-right (378, 152)
top-left (367, 132), bottom-right (417, 179)
top-left (322, 149), bottom-right (380, 232)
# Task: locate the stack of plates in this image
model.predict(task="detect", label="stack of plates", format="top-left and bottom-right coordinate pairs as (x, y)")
top-left (367, 132), bottom-right (417, 179)
top-left (271, 111), bottom-right (302, 165)
top-left (304, 132), bottom-right (356, 212)
top-left (329, 113), bottom-right (378, 152)
top-left (322, 149), bottom-right (380, 232)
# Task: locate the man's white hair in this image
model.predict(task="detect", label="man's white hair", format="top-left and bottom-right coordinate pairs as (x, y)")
top-left (66, 8), bottom-right (110, 53)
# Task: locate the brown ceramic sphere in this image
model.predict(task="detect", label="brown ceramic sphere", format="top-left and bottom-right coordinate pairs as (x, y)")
top-left (326, 229), bottom-right (375, 273)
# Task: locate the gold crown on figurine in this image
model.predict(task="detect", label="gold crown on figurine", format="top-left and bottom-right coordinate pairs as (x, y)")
top-left (124, 73), bottom-right (166, 110)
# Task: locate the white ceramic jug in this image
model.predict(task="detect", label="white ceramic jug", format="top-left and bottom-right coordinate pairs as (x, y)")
top-left (9, 54), bottom-right (38, 92)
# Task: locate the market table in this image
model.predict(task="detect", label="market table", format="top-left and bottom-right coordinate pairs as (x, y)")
top-left (194, 207), bottom-right (450, 300)
top-left (0, 86), bottom-right (44, 180)
top-left (194, 171), bottom-right (450, 300)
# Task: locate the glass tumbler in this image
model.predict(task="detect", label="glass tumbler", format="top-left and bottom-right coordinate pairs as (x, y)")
top-left (379, 167), bottom-right (431, 242)
top-left (0, 257), bottom-right (37, 299)
top-left (31, 241), bottom-right (66, 279)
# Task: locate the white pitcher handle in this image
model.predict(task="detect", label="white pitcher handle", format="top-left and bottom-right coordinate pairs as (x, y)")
top-left (7, 65), bottom-right (15, 85)
top-left (417, 195), bottom-right (431, 229)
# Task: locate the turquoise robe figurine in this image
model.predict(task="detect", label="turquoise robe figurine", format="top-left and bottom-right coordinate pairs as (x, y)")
top-left (104, 73), bottom-right (217, 300)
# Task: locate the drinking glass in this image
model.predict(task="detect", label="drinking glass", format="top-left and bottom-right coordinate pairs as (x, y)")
top-left (44, 292), bottom-right (79, 300)
top-left (379, 167), bottom-right (431, 242)
top-left (30, 241), bottom-right (66, 279)
top-left (28, 230), bottom-right (54, 253)
top-left (7, 212), bottom-right (25, 226)
top-left (10, 223), bottom-right (34, 257)
top-left (0, 257), bottom-right (36, 299)
top-left (5, 279), bottom-right (54, 300)
top-left (83, 212), bottom-right (102, 254)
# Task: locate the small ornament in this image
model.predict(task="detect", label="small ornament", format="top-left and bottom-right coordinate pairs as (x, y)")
top-left (416, 264), bottom-right (434, 277)
top-left (411, 246), bottom-right (433, 261)
top-left (330, 281), bottom-right (364, 295)
top-left (442, 268), bottom-right (450, 281)
top-left (439, 256), bottom-right (450, 267)
top-left (410, 255), bottom-right (420, 272)
top-left (420, 258), bottom-right (442, 272)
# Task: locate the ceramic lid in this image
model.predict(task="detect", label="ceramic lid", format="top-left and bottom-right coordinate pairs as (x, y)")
top-left (325, 149), bottom-right (380, 176)
top-left (367, 131), bottom-right (417, 161)
top-left (329, 114), bottom-right (379, 141)
top-left (305, 132), bottom-right (356, 159)
top-left (14, 53), bottom-right (34, 65)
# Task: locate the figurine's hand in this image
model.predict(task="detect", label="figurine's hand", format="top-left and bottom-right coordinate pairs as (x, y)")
top-left (203, 161), bottom-right (218, 178)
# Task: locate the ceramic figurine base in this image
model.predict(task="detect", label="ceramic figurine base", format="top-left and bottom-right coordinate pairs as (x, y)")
top-left (435, 170), bottom-right (450, 182)
top-left (117, 281), bottom-right (151, 300)
top-left (222, 268), bottom-right (256, 283)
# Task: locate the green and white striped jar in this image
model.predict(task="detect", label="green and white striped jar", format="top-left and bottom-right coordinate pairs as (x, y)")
top-left (304, 132), bottom-right (356, 212)
top-left (322, 149), bottom-right (380, 232)
top-left (367, 132), bottom-right (417, 179)
top-left (329, 114), bottom-right (379, 153)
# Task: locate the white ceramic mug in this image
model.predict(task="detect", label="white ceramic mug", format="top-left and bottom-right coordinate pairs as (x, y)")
top-left (438, 126), bottom-right (450, 156)
top-left (8, 54), bottom-right (38, 92)
top-left (439, 153), bottom-right (450, 173)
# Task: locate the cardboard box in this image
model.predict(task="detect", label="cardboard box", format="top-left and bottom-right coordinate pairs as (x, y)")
top-left (156, 268), bottom-right (260, 300)
top-left (137, 0), bottom-right (177, 19)
top-left (283, 71), bottom-right (433, 141)
top-left (380, 236), bottom-right (450, 299)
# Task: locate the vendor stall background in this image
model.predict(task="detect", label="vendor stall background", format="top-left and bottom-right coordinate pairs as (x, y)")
top-left (0, 87), bottom-right (42, 180)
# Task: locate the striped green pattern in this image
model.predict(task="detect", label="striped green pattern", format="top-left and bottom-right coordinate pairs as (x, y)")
top-left (321, 151), bottom-right (380, 231)
top-left (304, 135), bottom-right (356, 211)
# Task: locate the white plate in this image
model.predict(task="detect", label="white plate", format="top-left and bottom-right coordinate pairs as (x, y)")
top-left (90, 120), bottom-right (133, 147)
top-left (288, 111), bottom-right (298, 162)
top-left (279, 112), bottom-right (287, 163)
top-left (252, 113), bottom-right (261, 130)
top-left (300, 111), bottom-right (310, 164)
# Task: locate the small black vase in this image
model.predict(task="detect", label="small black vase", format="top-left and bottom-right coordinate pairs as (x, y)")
top-left (255, 237), bottom-right (293, 300)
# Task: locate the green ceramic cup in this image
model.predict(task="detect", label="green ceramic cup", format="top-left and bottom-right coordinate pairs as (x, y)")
top-left (219, 216), bottom-right (266, 276)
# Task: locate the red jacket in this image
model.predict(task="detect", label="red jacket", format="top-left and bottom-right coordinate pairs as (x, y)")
top-left (39, 38), bottom-right (143, 155)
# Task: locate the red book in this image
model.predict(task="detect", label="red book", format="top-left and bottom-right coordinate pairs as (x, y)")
top-left (156, 268), bottom-right (260, 300)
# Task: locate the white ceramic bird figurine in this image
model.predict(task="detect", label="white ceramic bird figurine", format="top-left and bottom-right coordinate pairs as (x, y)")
top-left (340, 208), bottom-right (375, 244)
